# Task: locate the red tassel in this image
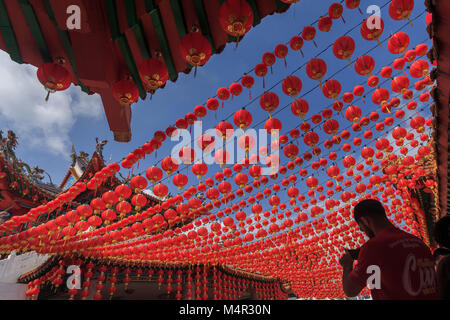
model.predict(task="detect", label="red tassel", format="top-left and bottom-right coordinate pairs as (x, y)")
top-left (270, 66), bottom-right (273, 74)
top-left (300, 49), bottom-right (304, 58)
top-left (341, 16), bottom-right (346, 24)
top-left (248, 90), bottom-right (252, 100)
top-left (263, 77), bottom-right (265, 89)
top-left (284, 58), bottom-right (287, 68)
top-left (221, 101), bottom-right (224, 109)
top-left (313, 40), bottom-right (317, 48)
top-left (358, 7), bottom-right (362, 14)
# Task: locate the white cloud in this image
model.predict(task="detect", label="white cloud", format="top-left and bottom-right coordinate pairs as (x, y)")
top-left (0, 50), bottom-right (102, 158)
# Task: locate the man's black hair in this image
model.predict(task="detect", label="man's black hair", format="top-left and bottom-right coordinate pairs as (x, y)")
top-left (434, 215), bottom-right (450, 249)
top-left (353, 199), bottom-right (386, 222)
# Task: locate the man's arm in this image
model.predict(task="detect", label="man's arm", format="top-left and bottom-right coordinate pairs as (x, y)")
top-left (340, 251), bottom-right (365, 297)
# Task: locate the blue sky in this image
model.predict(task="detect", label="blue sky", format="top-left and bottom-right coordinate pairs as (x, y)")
top-left (0, 0), bottom-right (432, 207)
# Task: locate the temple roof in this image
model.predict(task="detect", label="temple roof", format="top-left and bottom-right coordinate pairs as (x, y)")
top-left (0, 0), bottom-right (290, 143)
top-left (425, 0), bottom-right (449, 218)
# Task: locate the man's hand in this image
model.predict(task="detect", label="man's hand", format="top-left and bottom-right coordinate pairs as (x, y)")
top-left (339, 251), bottom-right (354, 271)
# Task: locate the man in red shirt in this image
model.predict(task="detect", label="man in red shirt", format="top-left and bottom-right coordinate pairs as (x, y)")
top-left (339, 199), bottom-right (438, 299)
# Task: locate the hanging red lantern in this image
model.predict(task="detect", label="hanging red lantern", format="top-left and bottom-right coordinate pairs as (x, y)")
top-left (391, 76), bottom-right (409, 93)
top-left (372, 88), bottom-right (390, 106)
top-left (346, 0), bottom-right (362, 13)
top-left (255, 63), bottom-right (268, 88)
top-left (153, 184), bottom-right (169, 198)
top-left (303, 131), bottom-right (319, 147)
top-left (333, 36), bottom-right (355, 64)
top-left (161, 157), bottom-right (179, 175)
top-left (380, 66), bottom-right (393, 78)
top-left (241, 74), bottom-right (255, 99)
top-left (289, 36), bottom-right (304, 57)
top-left (306, 58), bottom-right (327, 85)
top-left (216, 121), bottom-right (234, 140)
top-left (233, 109), bottom-right (252, 130)
top-left (282, 76), bottom-right (302, 98)
top-left (389, 0), bottom-right (414, 25)
top-left (229, 82), bottom-right (243, 97)
top-left (260, 92), bottom-right (279, 114)
top-left (217, 87), bottom-right (230, 108)
top-left (410, 60), bottom-right (429, 78)
top-left (219, 0), bottom-right (254, 38)
top-left (291, 99), bottom-right (309, 120)
top-left (192, 162), bottom-right (208, 180)
top-left (179, 147), bottom-right (196, 165)
top-left (322, 80), bottom-right (341, 100)
top-left (302, 26), bottom-right (317, 48)
top-left (323, 119), bottom-right (340, 135)
top-left (360, 17), bottom-right (384, 46)
top-left (387, 32), bottom-right (410, 54)
top-left (197, 134), bottom-right (215, 152)
top-left (264, 118), bottom-right (282, 136)
top-left (318, 16), bottom-right (333, 32)
top-left (415, 43), bottom-right (428, 57)
top-left (138, 58), bottom-right (169, 93)
top-left (37, 62), bottom-right (71, 101)
top-left (179, 32), bottom-right (212, 75)
top-left (173, 174), bottom-right (189, 190)
top-left (145, 167), bottom-right (163, 184)
top-left (329, 2), bottom-right (345, 23)
top-left (112, 80), bottom-right (139, 106)
top-left (345, 105), bottom-right (362, 122)
top-left (284, 144), bottom-right (299, 160)
top-left (275, 44), bottom-right (289, 67)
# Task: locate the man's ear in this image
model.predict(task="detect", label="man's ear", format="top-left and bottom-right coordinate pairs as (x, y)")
top-left (360, 216), bottom-right (369, 226)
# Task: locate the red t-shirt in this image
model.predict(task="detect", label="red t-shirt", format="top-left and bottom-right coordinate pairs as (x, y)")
top-left (349, 226), bottom-right (438, 300)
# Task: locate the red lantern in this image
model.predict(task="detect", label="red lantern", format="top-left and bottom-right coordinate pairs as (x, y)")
top-left (216, 121), bottom-right (234, 140)
top-left (291, 99), bottom-right (309, 120)
top-left (219, 0), bottom-right (253, 37)
top-left (410, 60), bottom-right (429, 78)
top-left (37, 63), bottom-right (71, 101)
top-left (289, 36), bottom-right (304, 57)
top-left (306, 59), bottom-right (327, 84)
top-left (233, 109), bottom-right (252, 130)
top-left (329, 2), bottom-right (345, 23)
top-left (389, 0), bottom-right (414, 25)
top-left (318, 16), bottom-right (333, 32)
top-left (112, 80), bottom-right (139, 106)
top-left (145, 167), bottom-right (163, 184)
top-left (173, 174), bottom-right (189, 190)
top-left (323, 119), bottom-right (339, 135)
top-left (354, 55), bottom-right (375, 76)
top-left (361, 17), bottom-right (384, 46)
top-left (303, 132), bottom-right (319, 147)
top-left (260, 92), bottom-right (279, 114)
top-left (138, 59), bottom-right (168, 93)
top-left (179, 147), bottom-right (196, 165)
top-left (153, 184), bottom-right (169, 198)
top-left (387, 32), bottom-right (410, 54)
top-left (346, 0), bottom-right (362, 13)
top-left (391, 76), bottom-right (409, 93)
top-left (264, 118), bottom-right (282, 136)
top-left (197, 134), bottom-right (215, 152)
top-left (179, 32), bottom-right (211, 75)
top-left (345, 105), bottom-right (362, 122)
top-left (255, 63), bottom-right (268, 88)
top-left (241, 74), bottom-right (255, 99)
top-left (161, 157), bottom-right (179, 175)
top-left (275, 44), bottom-right (289, 67)
top-left (302, 26), bottom-right (318, 47)
top-left (372, 88), bottom-right (390, 106)
top-left (333, 36), bottom-right (355, 63)
top-left (322, 80), bottom-right (341, 100)
top-left (282, 76), bottom-right (302, 97)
